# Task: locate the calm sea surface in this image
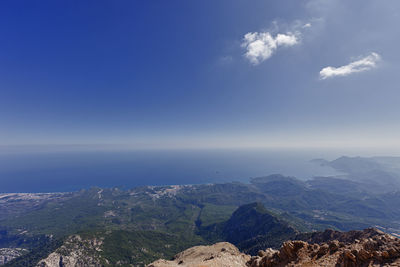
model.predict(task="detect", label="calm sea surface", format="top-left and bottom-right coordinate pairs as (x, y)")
top-left (0, 149), bottom-right (342, 193)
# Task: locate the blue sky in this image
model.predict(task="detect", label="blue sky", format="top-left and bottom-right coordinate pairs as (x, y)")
top-left (1, 0), bottom-right (400, 150)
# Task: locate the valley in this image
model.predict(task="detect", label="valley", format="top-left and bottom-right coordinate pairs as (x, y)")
top-left (2, 156), bottom-right (400, 266)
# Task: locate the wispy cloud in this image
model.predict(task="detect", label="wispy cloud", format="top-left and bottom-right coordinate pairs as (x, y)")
top-left (241, 31), bottom-right (299, 65)
top-left (320, 52), bottom-right (381, 79)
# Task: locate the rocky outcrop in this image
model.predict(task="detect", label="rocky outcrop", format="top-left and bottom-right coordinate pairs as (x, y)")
top-left (36, 235), bottom-right (105, 267)
top-left (150, 228), bottom-right (400, 267)
top-left (248, 228), bottom-right (400, 267)
top-left (148, 242), bottom-right (251, 267)
top-left (0, 248), bottom-right (27, 265)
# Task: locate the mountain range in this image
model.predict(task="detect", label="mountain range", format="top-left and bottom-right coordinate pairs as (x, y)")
top-left (1, 156), bottom-right (400, 266)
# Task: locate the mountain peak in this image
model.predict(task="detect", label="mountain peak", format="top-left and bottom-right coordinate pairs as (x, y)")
top-left (233, 202), bottom-right (268, 215)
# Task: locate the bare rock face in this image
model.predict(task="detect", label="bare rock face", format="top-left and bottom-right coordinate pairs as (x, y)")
top-left (248, 228), bottom-right (400, 267)
top-left (0, 248), bottom-right (27, 265)
top-left (149, 228), bottom-right (400, 267)
top-left (36, 228), bottom-right (400, 267)
top-left (147, 242), bottom-right (251, 267)
top-left (36, 235), bottom-right (105, 267)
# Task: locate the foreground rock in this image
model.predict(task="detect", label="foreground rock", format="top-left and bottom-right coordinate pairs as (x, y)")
top-left (248, 228), bottom-right (400, 267)
top-left (150, 228), bottom-right (400, 267)
top-left (148, 242), bottom-right (250, 267)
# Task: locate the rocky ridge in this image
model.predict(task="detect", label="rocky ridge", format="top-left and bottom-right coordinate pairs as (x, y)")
top-left (0, 248), bottom-right (27, 265)
top-left (36, 235), bottom-right (104, 267)
top-left (150, 228), bottom-right (400, 267)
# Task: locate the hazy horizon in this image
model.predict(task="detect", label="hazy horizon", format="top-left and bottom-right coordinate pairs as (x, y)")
top-left (1, 0), bottom-right (400, 193)
top-left (1, 0), bottom-right (400, 150)
top-left (0, 148), bottom-right (344, 193)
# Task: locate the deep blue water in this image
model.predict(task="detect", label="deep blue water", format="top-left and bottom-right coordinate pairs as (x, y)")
top-left (0, 149), bottom-right (341, 193)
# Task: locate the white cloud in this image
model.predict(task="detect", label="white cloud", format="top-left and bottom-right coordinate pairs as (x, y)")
top-left (241, 31), bottom-right (299, 65)
top-left (303, 23), bottom-right (312, 28)
top-left (320, 52), bottom-right (381, 79)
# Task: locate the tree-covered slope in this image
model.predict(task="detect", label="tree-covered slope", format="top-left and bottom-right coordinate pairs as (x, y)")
top-left (2, 173), bottom-right (400, 265)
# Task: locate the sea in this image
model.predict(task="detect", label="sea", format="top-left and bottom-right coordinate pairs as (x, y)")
top-left (0, 148), bottom-right (345, 193)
